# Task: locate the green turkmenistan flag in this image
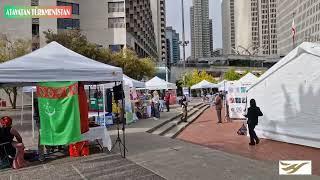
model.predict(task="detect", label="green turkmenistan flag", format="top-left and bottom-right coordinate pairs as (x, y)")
top-left (37, 81), bottom-right (81, 146)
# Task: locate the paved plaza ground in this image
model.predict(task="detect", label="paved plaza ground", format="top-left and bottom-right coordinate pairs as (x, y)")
top-left (1, 102), bottom-right (319, 179)
top-left (178, 107), bottom-right (320, 176)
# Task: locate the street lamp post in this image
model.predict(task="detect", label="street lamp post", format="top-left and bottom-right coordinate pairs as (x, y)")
top-left (179, 0), bottom-right (189, 86)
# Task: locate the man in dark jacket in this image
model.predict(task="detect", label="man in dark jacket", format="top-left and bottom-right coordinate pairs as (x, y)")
top-left (215, 93), bottom-right (223, 123)
top-left (244, 99), bottom-right (263, 145)
top-left (164, 91), bottom-right (171, 112)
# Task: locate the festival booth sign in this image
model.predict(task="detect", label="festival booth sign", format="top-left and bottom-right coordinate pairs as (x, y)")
top-left (226, 73), bottom-right (258, 119)
top-left (247, 42), bottom-right (320, 148)
top-left (226, 81), bottom-right (247, 119)
top-left (0, 41), bottom-right (123, 153)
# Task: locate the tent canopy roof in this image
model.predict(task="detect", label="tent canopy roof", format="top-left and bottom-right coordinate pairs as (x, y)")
top-left (191, 80), bottom-right (217, 89)
top-left (239, 73), bottom-right (258, 84)
top-left (248, 42), bottom-right (320, 91)
top-left (145, 76), bottom-right (177, 90)
top-left (123, 74), bottom-right (145, 88)
top-left (0, 41), bottom-right (123, 85)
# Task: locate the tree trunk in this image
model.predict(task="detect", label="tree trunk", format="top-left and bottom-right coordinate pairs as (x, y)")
top-left (3, 87), bottom-right (18, 109)
top-left (12, 87), bottom-right (17, 109)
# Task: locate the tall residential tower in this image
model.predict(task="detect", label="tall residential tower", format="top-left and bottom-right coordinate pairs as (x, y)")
top-left (190, 0), bottom-right (212, 60)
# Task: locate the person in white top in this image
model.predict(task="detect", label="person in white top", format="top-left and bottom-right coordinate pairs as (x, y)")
top-left (152, 91), bottom-right (160, 120)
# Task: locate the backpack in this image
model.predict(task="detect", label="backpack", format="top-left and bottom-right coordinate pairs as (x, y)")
top-left (237, 123), bottom-right (247, 135)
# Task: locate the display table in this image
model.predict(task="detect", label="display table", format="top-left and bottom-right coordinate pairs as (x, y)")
top-left (81, 126), bottom-right (112, 151)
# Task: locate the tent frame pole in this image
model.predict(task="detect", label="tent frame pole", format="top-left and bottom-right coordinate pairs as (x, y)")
top-left (31, 88), bottom-right (35, 139)
top-left (21, 89), bottom-right (24, 126)
top-left (102, 85), bottom-right (106, 126)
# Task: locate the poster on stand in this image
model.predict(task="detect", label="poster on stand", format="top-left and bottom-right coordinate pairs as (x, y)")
top-left (227, 82), bottom-right (247, 119)
top-left (183, 87), bottom-right (189, 96)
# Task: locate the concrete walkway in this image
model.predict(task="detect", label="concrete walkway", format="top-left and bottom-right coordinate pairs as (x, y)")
top-left (3, 101), bottom-right (319, 179)
top-left (179, 108), bottom-right (320, 176)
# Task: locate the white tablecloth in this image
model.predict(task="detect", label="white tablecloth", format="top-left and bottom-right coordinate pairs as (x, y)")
top-left (81, 126), bottom-right (112, 151)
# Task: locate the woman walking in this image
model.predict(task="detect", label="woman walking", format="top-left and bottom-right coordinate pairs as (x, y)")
top-left (244, 99), bottom-right (263, 146)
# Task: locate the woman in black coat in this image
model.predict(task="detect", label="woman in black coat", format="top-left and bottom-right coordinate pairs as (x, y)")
top-left (245, 99), bottom-right (263, 145)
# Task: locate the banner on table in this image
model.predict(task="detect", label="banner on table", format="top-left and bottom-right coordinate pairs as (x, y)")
top-left (227, 82), bottom-right (247, 119)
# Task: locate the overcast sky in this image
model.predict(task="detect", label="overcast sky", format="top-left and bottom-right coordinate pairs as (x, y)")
top-left (166, 0), bottom-right (222, 58)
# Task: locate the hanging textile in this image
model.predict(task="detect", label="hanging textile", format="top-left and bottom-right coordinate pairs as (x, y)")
top-left (78, 83), bottom-right (89, 134)
top-left (106, 89), bottom-right (113, 112)
top-left (37, 82), bottom-right (81, 146)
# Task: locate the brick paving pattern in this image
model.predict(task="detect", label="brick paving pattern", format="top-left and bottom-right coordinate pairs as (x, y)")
top-left (178, 108), bottom-right (320, 175)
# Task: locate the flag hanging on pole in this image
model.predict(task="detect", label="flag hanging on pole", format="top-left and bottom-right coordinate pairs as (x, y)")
top-left (292, 18), bottom-right (296, 45)
top-left (37, 81), bottom-right (81, 146)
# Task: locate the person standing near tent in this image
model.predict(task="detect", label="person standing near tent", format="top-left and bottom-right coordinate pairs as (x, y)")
top-left (152, 91), bottom-right (160, 120)
top-left (215, 92), bottom-right (223, 123)
top-left (164, 91), bottom-right (171, 112)
top-left (33, 97), bottom-right (45, 162)
top-left (244, 99), bottom-right (263, 146)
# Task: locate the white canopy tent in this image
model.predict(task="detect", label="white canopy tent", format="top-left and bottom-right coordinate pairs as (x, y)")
top-left (0, 41), bottom-right (123, 139)
top-left (238, 72), bottom-right (258, 87)
top-left (190, 80), bottom-right (218, 89)
top-left (218, 80), bottom-right (228, 91)
top-left (247, 42), bottom-right (320, 148)
top-left (123, 74), bottom-right (145, 88)
top-left (0, 41), bottom-right (122, 85)
top-left (145, 76), bottom-right (177, 90)
top-left (85, 74), bottom-right (145, 89)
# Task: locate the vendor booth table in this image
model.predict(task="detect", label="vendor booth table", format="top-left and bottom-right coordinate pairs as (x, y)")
top-left (0, 41), bottom-right (127, 158)
top-left (81, 126), bottom-right (112, 151)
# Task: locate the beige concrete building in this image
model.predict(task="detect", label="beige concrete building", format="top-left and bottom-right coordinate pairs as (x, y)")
top-left (222, 0), bottom-right (277, 56)
top-left (190, 0), bottom-right (212, 59)
top-left (1, 0), bottom-right (80, 50)
top-left (234, 0), bottom-right (252, 52)
top-left (277, 0), bottom-right (320, 56)
top-left (150, 0), bottom-right (167, 62)
top-left (252, 0), bottom-right (277, 55)
top-left (0, 0), bottom-right (162, 59)
top-left (81, 0), bottom-right (158, 58)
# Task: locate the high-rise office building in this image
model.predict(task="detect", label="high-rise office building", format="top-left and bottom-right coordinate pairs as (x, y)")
top-left (209, 19), bottom-right (214, 56)
top-left (166, 26), bottom-right (180, 65)
top-left (277, 0), bottom-right (320, 55)
top-left (190, 0), bottom-right (211, 59)
top-left (82, 0), bottom-right (158, 58)
top-left (150, 0), bottom-right (166, 62)
top-left (222, 0), bottom-right (277, 56)
top-left (251, 0), bottom-right (277, 55)
top-left (222, 0), bottom-right (236, 55)
top-left (0, 0), bottom-right (163, 60)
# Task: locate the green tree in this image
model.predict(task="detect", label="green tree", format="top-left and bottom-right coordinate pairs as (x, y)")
top-left (44, 30), bottom-right (155, 80)
top-left (0, 38), bottom-right (31, 109)
top-left (224, 68), bottom-right (241, 81)
top-left (111, 49), bottom-right (155, 80)
top-left (182, 69), bottom-right (216, 87)
top-left (44, 30), bottom-right (111, 64)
